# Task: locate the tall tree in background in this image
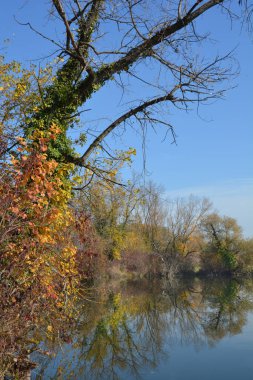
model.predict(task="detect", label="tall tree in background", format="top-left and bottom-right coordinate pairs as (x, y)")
top-left (201, 213), bottom-right (242, 270)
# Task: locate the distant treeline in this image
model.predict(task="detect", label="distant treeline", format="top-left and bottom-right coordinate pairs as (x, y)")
top-left (73, 176), bottom-right (253, 280)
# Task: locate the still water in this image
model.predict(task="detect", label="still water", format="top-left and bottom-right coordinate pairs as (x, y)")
top-left (31, 277), bottom-right (253, 380)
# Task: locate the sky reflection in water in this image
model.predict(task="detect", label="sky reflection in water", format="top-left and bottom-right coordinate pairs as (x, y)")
top-left (31, 278), bottom-right (253, 380)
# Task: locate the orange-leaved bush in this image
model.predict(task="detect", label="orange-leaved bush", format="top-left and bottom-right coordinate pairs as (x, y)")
top-left (0, 124), bottom-right (79, 306)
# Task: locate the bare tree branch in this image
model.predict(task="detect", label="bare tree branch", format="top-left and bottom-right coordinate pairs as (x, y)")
top-left (77, 92), bottom-right (176, 164)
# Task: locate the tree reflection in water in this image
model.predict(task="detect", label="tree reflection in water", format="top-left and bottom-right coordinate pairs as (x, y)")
top-left (1, 278), bottom-right (252, 379)
top-left (26, 277), bottom-right (253, 380)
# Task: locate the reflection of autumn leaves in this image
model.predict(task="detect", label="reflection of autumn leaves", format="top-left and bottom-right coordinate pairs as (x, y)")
top-left (16, 278), bottom-right (251, 380)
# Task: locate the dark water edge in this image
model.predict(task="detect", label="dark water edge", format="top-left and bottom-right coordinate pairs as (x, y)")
top-left (3, 275), bottom-right (253, 380)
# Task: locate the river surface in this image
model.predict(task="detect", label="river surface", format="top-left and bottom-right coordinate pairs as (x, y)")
top-left (30, 277), bottom-right (253, 380)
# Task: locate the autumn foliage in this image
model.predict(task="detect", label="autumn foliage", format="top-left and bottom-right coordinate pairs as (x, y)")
top-left (0, 124), bottom-right (81, 303)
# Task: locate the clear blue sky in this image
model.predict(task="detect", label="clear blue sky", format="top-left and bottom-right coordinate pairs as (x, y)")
top-left (1, 1), bottom-right (252, 236)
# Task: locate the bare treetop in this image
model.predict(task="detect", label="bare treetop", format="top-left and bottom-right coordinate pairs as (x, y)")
top-left (2, 0), bottom-right (252, 180)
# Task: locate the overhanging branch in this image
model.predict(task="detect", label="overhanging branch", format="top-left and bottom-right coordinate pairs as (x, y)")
top-left (76, 92), bottom-right (176, 165)
top-left (77, 0), bottom-right (224, 102)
